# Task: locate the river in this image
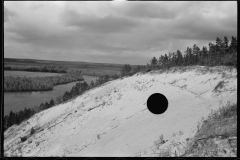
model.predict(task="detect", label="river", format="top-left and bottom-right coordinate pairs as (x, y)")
top-left (4, 73), bottom-right (98, 116)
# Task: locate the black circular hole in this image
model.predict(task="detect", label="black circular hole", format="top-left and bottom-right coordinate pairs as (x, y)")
top-left (147, 93), bottom-right (168, 114)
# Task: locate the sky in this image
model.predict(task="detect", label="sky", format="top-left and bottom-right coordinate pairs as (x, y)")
top-left (4, 1), bottom-right (237, 65)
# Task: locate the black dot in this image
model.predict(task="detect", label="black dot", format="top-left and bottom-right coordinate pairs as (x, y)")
top-left (147, 93), bottom-right (168, 114)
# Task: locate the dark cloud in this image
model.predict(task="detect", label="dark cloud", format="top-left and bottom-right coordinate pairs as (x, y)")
top-left (4, 1), bottom-right (237, 65)
top-left (62, 10), bottom-right (141, 34)
top-left (4, 6), bottom-right (16, 22)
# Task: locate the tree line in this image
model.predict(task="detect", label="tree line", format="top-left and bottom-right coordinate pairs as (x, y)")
top-left (4, 65), bottom-right (67, 73)
top-left (4, 71), bottom-right (83, 92)
top-left (121, 36), bottom-right (237, 76)
top-left (54, 74), bottom-right (120, 104)
top-left (4, 74), bottom-right (119, 131)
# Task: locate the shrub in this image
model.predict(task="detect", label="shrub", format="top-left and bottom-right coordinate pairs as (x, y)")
top-left (196, 103), bottom-right (237, 139)
top-left (154, 134), bottom-right (164, 150)
top-left (20, 136), bottom-right (27, 142)
top-left (30, 127), bottom-right (35, 135)
top-left (146, 69), bottom-right (151, 73)
top-left (182, 103), bottom-right (237, 157)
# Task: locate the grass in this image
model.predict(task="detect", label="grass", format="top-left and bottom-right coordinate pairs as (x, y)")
top-left (212, 81), bottom-right (224, 92)
top-left (154, 134), bottom-right (164, 150)
top-left (147, 102), bottom-right (237, 157)
top-left (183, 102), bottom-right (237, 157)
top-left (4, 57), bottom-right (124, 76)
top-left (195, 102), bottom-right (237, 140)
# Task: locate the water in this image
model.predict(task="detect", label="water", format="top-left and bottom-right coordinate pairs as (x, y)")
top-left (4, 74), bottom-right (98, 116)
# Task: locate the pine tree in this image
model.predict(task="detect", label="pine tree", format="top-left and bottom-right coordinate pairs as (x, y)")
top-left (158, 55), bottom-right (164, 68)
top-left (185, 47), bottom-right (193, 66)
top-left (90, 80), bottom-right (95, 88)
top-left (216, 37), bottom-right (223, 54)
top-left (216, 37), bottom-right (224, 64)
top-left (55, 96), bottom-right (62, 105)
top-left (192, 44), bottom-right (200, 65)
top-left (223, 36), bottom-right (229, 53)
top-left (176, 50), bottom-right (183, 66)
top-left (150, 57), bottom-right (158, 68)
top-left (201, 46), bottom-right (208, 65)
top-left (49, 99), bottom-right (54, 107)
top-left (229, 36), bottom-right (237, 53)
top-left (44, 102), bottom-right (50, 109)
top-left (171, 52), bottom-right (177, 67)
top-left (163, 54), bottom-right (169, 68)
top-left (168, 52), bottom-right (173, 67)
top-left (208, 42), bottom-right (215, 66)
top-left (121, 64), bottom-right (131, 76)
top-left (8, 111), bottom-right (15, 127)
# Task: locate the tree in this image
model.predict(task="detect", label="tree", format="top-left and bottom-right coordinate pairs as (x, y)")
top-left (90, 80), bottom-right (95, 88)
top-left (223, 36), bottom-right (229, 53)
top-left (136, 65), bottom-right (141, 72)
top-left (39, 103), bottom-right (45, 111)
top-left (104, 75), bottom-right (109, 82)
top-left (55, 96), bottom-right (63, 105)
top-left (201, 46), bottom-right (208, 65)
top-left (185, 47), bottom-right (193, 66)
top-left (158, 55), bottom-right (164, 68)
top-left (192, 44), bottom-right (200, 65)
top-left (8, 111), bottom-right (15, 127)
top-left (208, 42), bottom-right (216, 66)
top-left (229, 36), bottom-right (237, 53)
top-left (215, 37), bottom-right (225, 64)
top-left (80, 82), bottom-right (89, 93)
top-left (163, 54), bottom-right (169, 68)
top-left (4, 116), bottom-right (9, 131)
top-left (216, 37), bottom-right (223, 54)
top-left (44, 102), bottom-right (50, 109)
top-left (176, 50), bottom-right (183, 66)
top-left (113, 74), bottom-right (119, 79)
top-left (63, 91), bottom-right (71, 101)
top-left (121, 64), bottom-right (131, 77)
top-left (129, 66), bottom-right (140, 74)
top-left (150, 57), bottom-right (158, 68)
top-left (168, 52), bottom-right (174, 67)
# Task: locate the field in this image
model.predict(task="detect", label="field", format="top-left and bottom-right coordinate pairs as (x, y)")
top-left (4, 70), bottom-right (63, 78)
top-left (4, 58), bottom-right (126, 76)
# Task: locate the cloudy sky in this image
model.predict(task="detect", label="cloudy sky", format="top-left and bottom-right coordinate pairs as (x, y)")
top-left (4, 1), bottom-right (237, 65)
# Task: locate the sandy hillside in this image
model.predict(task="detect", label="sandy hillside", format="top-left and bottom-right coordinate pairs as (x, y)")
top-left (4, 66), bottom-right (237, 157)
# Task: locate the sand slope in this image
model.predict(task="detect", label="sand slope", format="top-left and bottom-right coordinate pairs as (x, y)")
top-left (4, 66), bottom-right (237, 157)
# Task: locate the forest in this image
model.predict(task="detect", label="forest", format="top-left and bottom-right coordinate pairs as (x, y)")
top-left (4, 65), bottom-right (67, 73)
top-left (4, 71), bottom-right (83, 92)
top-left (4, 58), bottom-right (123, 76)
top-left (121, 36), bottom-right (237, 76)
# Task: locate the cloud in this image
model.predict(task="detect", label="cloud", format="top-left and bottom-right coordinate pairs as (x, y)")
top-left (4, 1), bottom-right (237, 65)
top-left (4, 6), bottom-right (16, 22)
top-left (63, 13), bottom-right (140, 34)
top-left (120, 1), bottom-right (186, 19)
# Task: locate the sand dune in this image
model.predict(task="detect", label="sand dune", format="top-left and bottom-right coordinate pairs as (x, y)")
top-left (4, 66), bottom-right (237, 157)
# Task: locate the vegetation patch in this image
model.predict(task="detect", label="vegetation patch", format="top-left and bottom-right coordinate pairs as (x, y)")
top-left (20, 136), bottom-right (27, 143)
top-left (184, 102), bottom-right (237, 157)
top-left (212, 81), bottom-right (225, 92)
top-left (195, 103), bottom-right (237, 139)
top-left (4, 71), bottom-right (83, 92)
